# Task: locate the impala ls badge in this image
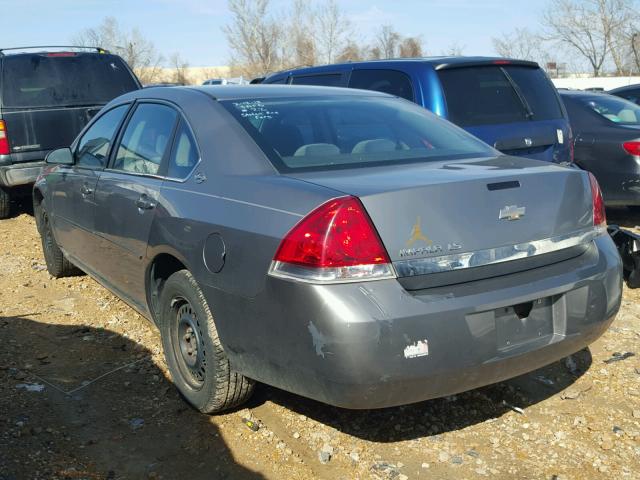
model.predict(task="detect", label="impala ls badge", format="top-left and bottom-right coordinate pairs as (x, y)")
top-left (524, 137), bottom-right (533, 147)
top-left (499, 205), bottom-right (526, 221)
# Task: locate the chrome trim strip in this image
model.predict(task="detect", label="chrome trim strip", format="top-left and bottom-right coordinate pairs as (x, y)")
top-left (268, 261), bottom-right (397, 284)
top-left (394, 226), bottom-right (606, 277)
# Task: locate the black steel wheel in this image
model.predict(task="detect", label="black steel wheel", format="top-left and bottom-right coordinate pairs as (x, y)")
top-left (159, 269), bottom-right (254, 413)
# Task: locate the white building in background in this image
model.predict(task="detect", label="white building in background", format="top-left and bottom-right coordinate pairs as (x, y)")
top-left (552, 76), bottom-right (640, 91)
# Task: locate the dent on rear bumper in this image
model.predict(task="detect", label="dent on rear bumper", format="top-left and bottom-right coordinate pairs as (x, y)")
top-left (209, 235), bottom-right (622, 409)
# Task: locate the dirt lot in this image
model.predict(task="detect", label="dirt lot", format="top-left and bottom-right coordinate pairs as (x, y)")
top-left (1, 205), bottom-right (640, 480)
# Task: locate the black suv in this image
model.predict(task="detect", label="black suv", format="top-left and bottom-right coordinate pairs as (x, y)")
top-left (0, 47), bottom-right (141, 217)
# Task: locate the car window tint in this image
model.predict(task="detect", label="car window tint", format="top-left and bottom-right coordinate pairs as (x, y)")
top-left (167, 120), bottom-right (199, 179)
top-left (291, 74), bottom-right (342, 86)
top-left (1, 54), bottom-right (138, 108)
top-left (266, 77), bottom-right (288, 84)
top-left (112, 103), bottom-right (177, 175)
top-left (503, 66), bottom-right (563, 121)
top-left (222, 96), bottom-right (495, 172)
top-left (619, 89), bottom-right (640, 105)
top-left (76, 104), bottom-right (129, 168)
top-left (580, 95), bottom-right (640, 125)
top-left (348, 69), bottom-right (414, 101)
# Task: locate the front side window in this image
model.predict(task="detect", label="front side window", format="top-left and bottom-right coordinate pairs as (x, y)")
top-left (75, 104), bottom-right (129, 168)
top-left (291, 74), bottom-right (343, 86)
top-left (222, 95), bottom-right (495, 172)
top-left (112, 103), bottom-right (177, 175)
top-left (348, 69), bottom-right (414, 102)
top-left (580, 95), bottom-right (640, 125)
top-left (167, 120), bottom-right (199, 179)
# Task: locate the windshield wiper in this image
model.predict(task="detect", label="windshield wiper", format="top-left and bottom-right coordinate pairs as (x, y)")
top-left (500, 67), bottom-right (534, 120)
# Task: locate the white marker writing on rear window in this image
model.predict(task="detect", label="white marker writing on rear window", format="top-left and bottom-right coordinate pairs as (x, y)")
top-left (404, 340), bottom-right (429, 359)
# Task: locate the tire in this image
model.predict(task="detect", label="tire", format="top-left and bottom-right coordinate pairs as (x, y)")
top-left (39, 203), bottom-right (79, 278)
top-left (0, 186), bottom-right (10, 219)
top-left (159, 269), bottom-right (254, 413)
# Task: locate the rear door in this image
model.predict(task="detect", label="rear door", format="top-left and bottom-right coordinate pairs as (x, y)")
top-left (437, 65), bottom-right (571, 163)
top-left (92, 102), bottom-right (178, 306)
top-left (0, 53), bottom-right (140, 162)
top-left (50, 104), bottom-right (131, 266)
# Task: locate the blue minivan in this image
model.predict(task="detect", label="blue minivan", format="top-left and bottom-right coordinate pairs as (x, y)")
top-left (260, 57), bottom-right (572, 164)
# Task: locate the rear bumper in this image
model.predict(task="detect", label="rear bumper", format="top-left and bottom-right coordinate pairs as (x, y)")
top-left (212, 235), bottom-right (622, 409)
top-left (0, 161), bottom-right (44, 187)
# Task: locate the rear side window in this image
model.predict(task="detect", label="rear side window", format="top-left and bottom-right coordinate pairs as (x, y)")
top-left (112, 104), bottom-right (178, 175)
top-left (438, 66), bottom-right (562, 127)
top-left (349, 69), bottom-right (414, 101)
top-left (291, 74), bottom-right (342, 86)
top-left (76, 104), bottom-right (129, 168)
top-left (1, 54), bottom-right (139, 108)
top-left (167, 120), bottom-right (199, 179)
top-left (222, 95), bottom-right (495, 172)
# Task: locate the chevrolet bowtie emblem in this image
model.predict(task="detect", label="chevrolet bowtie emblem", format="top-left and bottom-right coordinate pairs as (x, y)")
top-left (499, 205), bottom-right (526, 221)
top-left (406, 216), bottom-right (432, 247)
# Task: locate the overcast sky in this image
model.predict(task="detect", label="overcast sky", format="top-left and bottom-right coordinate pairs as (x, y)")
top-left (1, 0), bottom-right (547, 66)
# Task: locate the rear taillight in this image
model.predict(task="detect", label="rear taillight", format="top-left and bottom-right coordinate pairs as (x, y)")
top-left (0, 120), bottom-right (9, 155)
top-left (623, 141), bottom-right (640, 156)
top-left (588, 172), bottom-right (606, 228)
top-left (269, 196), bottom-right (395, 283)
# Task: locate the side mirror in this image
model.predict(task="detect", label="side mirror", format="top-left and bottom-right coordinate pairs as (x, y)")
top-left (46, 148), bottom-right (73, 165)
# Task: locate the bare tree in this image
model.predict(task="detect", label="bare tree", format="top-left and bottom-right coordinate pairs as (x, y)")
top-left (288, 0), bottom-right (317, 66)
top-left (399, 37), bottom-right (424, 58)
top-left (376, 25), bottom-right (402, 59)
top-left (542, 0), bottom-right (636, 76)
top-left (315, 0), bottom-right (352, 64)
top-left (493, 28), bottom-right (541, 60)
top-left (441, 42), bottom-right (465, 56)
top-left (169, 53), bottom-right (191, 85)
top-left (336, 41), bottom-right (365, 62)
top-left (223, 0), bottom-right (284, 78)
top-left (73, 17), bottom-right (163, 84)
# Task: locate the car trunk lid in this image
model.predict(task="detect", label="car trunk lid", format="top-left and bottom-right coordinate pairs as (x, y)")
top-left (287, 156), bottom-right (594, 285)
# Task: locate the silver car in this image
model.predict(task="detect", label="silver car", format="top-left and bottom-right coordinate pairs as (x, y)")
top-left (34, 86), bottom-right (622, 413)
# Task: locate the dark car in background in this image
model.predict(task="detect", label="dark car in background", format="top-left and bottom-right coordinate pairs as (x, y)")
top-left (560, 90), bottom-right (640, 207)
top-left (609, 83), bottom-right (640, 106)
top-left (260, 57), bottom-right (573, 164)
top-left (34, 85), bottom-right (621, 413)
top-left (0, 46), bottom-right (141, 217)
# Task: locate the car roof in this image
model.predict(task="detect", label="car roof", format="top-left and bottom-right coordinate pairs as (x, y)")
top-left (0, 46), bottom-right (111, 57)
top-left (609, 83), bottom-right (640, 93)
top-left (120, 84), bottom-right (393, 102)
top-left (263, 56), bottom-right (539, 80)
top-left (558, 89), bottom-right (613, 99)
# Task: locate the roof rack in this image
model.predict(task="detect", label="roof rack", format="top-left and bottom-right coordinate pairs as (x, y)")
top-left (0, 46), bottom-right (109, 56)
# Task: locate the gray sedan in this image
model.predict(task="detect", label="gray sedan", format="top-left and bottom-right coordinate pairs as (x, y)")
top-left (34, 85), bottom-right (622, 413)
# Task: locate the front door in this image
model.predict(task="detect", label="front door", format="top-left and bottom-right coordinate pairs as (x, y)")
top-left (50, 104), bottom-right (130, 268)
top-left (92, 102), bottom-right (178, 306)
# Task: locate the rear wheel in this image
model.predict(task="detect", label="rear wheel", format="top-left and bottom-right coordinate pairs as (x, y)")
top-left (159, 269), bottom-right (254, 413)
top-left (0, 186), bottom-right (10, 219)
top-left (39, 204), bottom-right (78, 277)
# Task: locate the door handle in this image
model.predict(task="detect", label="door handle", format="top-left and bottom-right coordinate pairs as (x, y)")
top-left (80, 184), bottom-right (93, 196)
top-left (136, 195), bottom-right (156, 211)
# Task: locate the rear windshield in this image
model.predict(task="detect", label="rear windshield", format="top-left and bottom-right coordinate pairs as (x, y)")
top-left (438, 65), bottom-right (563, 127)
top-left (579, 95), bottom-right (640, 125)
top-left (1, 54), bottom-right (139, 108)
top-left (221, 96), bottom-right (495, 172)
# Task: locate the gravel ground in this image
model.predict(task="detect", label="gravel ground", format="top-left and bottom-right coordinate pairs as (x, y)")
top-left (1, 206), bottom-right (640, 480)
